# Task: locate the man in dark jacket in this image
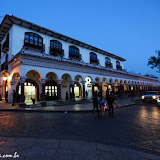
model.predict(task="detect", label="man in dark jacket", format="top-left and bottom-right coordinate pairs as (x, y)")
top-left (93, 92), bottom-right (100, 118)
top-left (107, 91), bottom-right (115, 117)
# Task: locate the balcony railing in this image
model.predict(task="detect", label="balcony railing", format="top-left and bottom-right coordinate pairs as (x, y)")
top-left (50, 48), bottom-right (64, 57)
top-left (90, 59), bottom-right (99, 64)
top-left (1, 62), bottom-right (8, 72)
top-left (69, 52), bottom-right (82, 60)
top-left (24, 40), bottom-right (45, 51)
top-left (2, 41), bottom-right (9, 53)
top-left (105, 63), bottom-right (113, 68)
top-left (116, 65), bottom-right (123, 70)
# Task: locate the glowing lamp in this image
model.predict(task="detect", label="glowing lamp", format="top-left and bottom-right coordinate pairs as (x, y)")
top-left (3, 77), bottom-right (7, 81)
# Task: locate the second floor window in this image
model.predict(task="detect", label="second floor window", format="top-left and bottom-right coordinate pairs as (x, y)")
top-left (5, 54), bottom-right (8, 63)
top-left (50, 40), bottom-right (62, 50)
top-left (90, 52), bottom-right (97, 62)
top-left (116, 61), bottom-right (120, 67)
top-left (105, 57), bottom-right (111, 64)
top-left (69, 46), bottom-right (80, 58)
top-left (25, 32), bottom-right (43, 48)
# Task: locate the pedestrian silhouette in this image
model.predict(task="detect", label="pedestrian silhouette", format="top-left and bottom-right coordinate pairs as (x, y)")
top-left (107, 91), bottom-right (115, 117)
top-left (93, 92), bottom-right (100, 118)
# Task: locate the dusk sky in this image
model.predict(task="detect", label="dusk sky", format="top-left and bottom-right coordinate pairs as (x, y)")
top-left (1, 0), bottom-right (160, 78)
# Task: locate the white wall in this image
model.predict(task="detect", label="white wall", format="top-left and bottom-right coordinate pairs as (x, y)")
top-left (10, 24), bottom-right (125, 69)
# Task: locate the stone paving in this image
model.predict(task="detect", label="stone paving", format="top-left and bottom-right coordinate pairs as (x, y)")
top-left (0, 137), bottom-right (160, 160)
top-left (0, 98), bottom-right (160, 159)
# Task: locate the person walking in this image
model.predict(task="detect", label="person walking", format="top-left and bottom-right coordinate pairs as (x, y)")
top-left (93, 92), bottom-right (100, 118)
top-left (66, 91), bottom-right (69, 101)
top-left (99, 97), bottom-right (107, 116)
top-left (107, 91), bottom-right (115, 117)
top-left (85, 90), bottom-right (88, 98)
top-left (12, 90), bottom-right (16, 106)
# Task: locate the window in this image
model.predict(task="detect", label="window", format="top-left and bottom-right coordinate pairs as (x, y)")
top-left (50, 40), bottom-right (62, 50)
top-left (24, 32), bottom-right (43, 49)
top-left (116, 61), bottom-right (122, 70)
top-left (105, 57), bottom-right (111, 64)
top-left (45, 80), bottom-right (57, 100)
top-left (5, 54), bottom-right (8, 63)
top-left (2, 33), bottom-right (9, 53)
top-left (116, 61), bottom-right (120, 67)
top-left (90, 52), bottom-right (97, 61)
top-left (69, 46), bottom-right (80, 58)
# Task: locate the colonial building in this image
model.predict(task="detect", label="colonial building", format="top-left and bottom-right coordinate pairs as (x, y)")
top-left (0, 15), bottom-right (159, 107)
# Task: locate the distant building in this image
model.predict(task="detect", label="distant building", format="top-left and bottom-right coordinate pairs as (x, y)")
top-left (0, 15), bottom-right (159, 106)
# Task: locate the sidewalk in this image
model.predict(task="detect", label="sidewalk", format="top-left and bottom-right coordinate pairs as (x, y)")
top-left (0, 137), bottom-right (159, 160)
top-left (0, 97), bottom-right (141, 113)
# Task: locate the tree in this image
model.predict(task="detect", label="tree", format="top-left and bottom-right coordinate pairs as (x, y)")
top-left (148, 50), bottom-right (160, 72)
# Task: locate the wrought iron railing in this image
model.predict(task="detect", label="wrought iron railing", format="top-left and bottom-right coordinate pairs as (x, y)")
top-left (50, 48), bottom-right (64, 57)
top-left (24, 40), bottom-right (45, 51)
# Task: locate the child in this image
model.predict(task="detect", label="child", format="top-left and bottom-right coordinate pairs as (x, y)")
top-left (99, 98), bottom-right (107, 116)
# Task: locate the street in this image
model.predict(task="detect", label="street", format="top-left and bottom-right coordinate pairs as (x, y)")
top-left (0, 102), bottom-right (160, 157)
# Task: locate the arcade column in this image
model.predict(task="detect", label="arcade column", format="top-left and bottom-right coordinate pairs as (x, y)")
top-left (91, 82), bottom-right (95, 97)
top-left (99, 82), bottom-right (103, 97)
top-left (19, 76), bottom-right (26, 107)
top-left (41, 78), bottom-right (47, 107)
top-left (70, 81), bottom-right (75, 101)
top-left (81, 81), bottom-right (86, 100)
top-left (57, 79), bottom-right (62, 102)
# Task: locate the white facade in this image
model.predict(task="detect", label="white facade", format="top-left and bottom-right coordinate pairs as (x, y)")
top-left (0, 15), bottom-right (160, 105)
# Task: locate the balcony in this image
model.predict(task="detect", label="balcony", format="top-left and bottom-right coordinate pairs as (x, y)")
top-left (1, 62), bottom-right (8, 73)
top-left (24, 40), bottom-right (45, 52)
top-left (50, 48), bottom-right (64, 57)
top-left (116, 65), bottom-right (123, 71)
top-left (90, 59), bottom-right (99, 65)
top-left (105, 63), bottom-right (113, 68)
top-left (2, 41), bottom-right (9, 53)
top-left (69, 52), bottom-right (82, 60)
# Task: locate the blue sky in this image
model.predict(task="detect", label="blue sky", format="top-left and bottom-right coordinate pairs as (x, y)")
top-left (1, 0), bottom-right (160, 78)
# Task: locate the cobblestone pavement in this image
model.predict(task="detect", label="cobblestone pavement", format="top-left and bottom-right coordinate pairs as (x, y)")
top-left (0, 102), bottom-right (160, 159)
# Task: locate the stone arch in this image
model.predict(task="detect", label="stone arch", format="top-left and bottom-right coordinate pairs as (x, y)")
top-left (26, 70), bottom-right (41, 79)
top-left (74, 75), bottom-right (83, 98)
top-left (75, 75), bottom-right (83, 82)
top-left (74, 81), bottom-right (82, 98)
top-left (61, 74), bottom-right (72, 100)
top-left (124, 80), bottom-right (127, 92)
top-left (95, 77), bottom-right (100, 84)
top-left (46, 72), bottom-right (58, 81)
top-left (85, 76), bottom-right (93, 98)
top-left (102, 78), bottom-right (107, 98)
top-left (114, 79), bottom-right (118, 93)
top-left (11, 72), bottom-right (20, 83)
top-left (45, 71), bottom-right (58, 101)
top-left (109, 78), bottom-right (113, 84)
top-left (16, 78), bottom-right (39, 100)
top-left (26, 70), bottom-right (42, 101)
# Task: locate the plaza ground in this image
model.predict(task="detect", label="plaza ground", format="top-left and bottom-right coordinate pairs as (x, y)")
top-left (0, 99), bottom-right (160, 159)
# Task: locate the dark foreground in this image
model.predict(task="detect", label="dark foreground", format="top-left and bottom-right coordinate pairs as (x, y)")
top-left (0, 102), bottom-right (160, 157)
